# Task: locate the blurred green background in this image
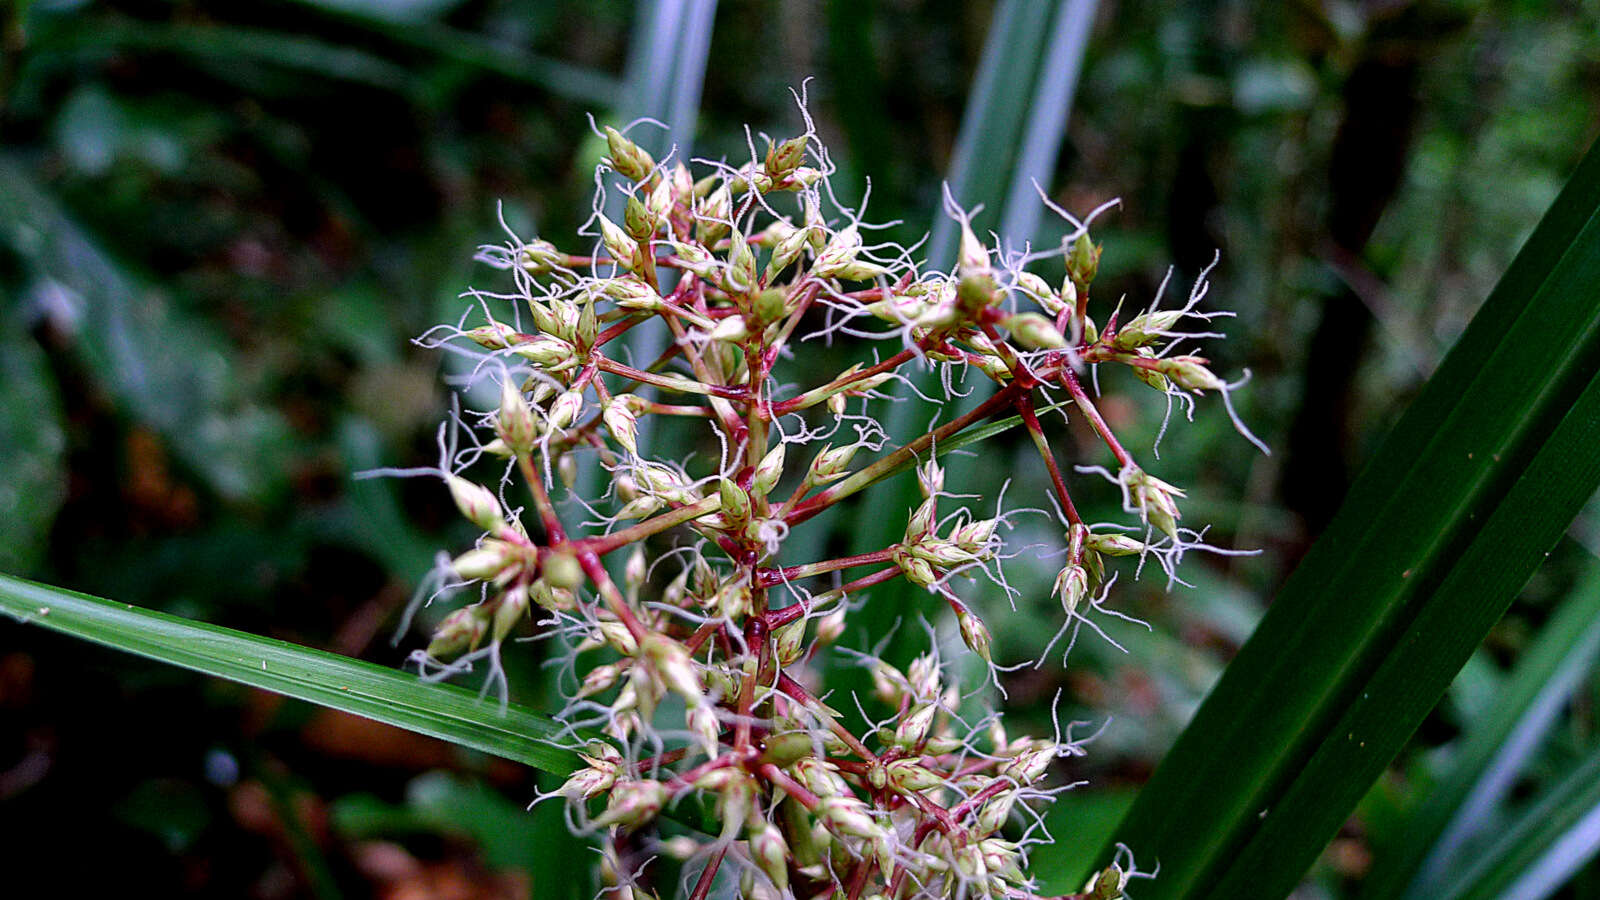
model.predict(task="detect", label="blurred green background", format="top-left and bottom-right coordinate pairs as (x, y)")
top-left (2, 1), bottom-right (1599, 897)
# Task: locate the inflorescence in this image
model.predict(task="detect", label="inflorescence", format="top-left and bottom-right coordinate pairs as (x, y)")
top-left (391, 95), bottom-right (1263, 900)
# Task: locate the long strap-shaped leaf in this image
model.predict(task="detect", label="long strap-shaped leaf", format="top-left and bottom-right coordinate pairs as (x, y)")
top-left (1101, 138), bottom-right (1600, 899)
top-left (1438, 740), bottom-right (1600, 900)
top-left (1362, 560), bottom-right (1600, 899)
top-left (0, 573), bottom-right (582, 777)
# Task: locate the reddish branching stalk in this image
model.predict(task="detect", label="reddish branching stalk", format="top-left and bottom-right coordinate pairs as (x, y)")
top-left (408, 105), bottom-right (1259, 900)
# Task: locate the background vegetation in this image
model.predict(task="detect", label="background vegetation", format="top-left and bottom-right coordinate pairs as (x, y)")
top-left (2, 1), bottom-right (1599, 897)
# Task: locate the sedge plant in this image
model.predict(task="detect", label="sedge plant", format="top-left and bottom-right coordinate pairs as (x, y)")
top-left (392, 98), bottom-right (1264, 900)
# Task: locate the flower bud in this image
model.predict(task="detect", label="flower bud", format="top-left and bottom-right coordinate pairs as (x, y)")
top-left (687, 703), bottom-right (722, 758)
top-left (496, 380), bottom-right (538, 454)
top-left (714, 772), bottom-right (756, 839)
top-left (1067, 233), bottom-right (1101, 291)
top-left (897, 553), bottom-right (937, 589)
top-left (1124, 464), bottom-right (1186, 539)
top-left (518, 239), bottom-right (564, 274)
top-left (957, 606), bottom-right (993, 663)
top-left (646, 174), bottom-right (675, 218)
top-left (1001, 745), bottom-right (1055, 785)
top-left (670, 240), bottom-right (720, 279)
top-left (603, 396), bottom-right (640, 455)
top-left (812, 225), bottom-right (863, 279)
top-left (1112, 308), bottom-right (1185, 350)
top-left (885, 758), bottom-right (943, 792)
top-left (451, 542), bottom-right (515, 581)
top-left (694, 185), bottom-right (731, 246)
top-left (1086, 863), bottom-right (1128, 900)
top-left (1003, 312), bottom-right (1068, 350)
top-left (491, 582), bottom-right (530, 642)
top-left (765, 223), bottom-right (812, 283)
top-left (591, 779), bottom-right (667, 829)
top-left (615, 497), bottom-right (661, 519)
top-left (603, 126), bottom-right (655, 183)
top-left (953, 517), bottom-right (998, 552)
top-left (791, 758), bottom-right (849, 799)
top-left (817, 795), bottom-right (882, 841)
top-left (640, 633), bottom-right (701, 703)
top-left (542, 550), bottom-right (584, 590)
top-left (577, 662), bottom-right (622, 698)
top-left (1054, 565), bottom-right (1089, 615)
top-left (727, 162), bottom-right (773, 195)
top-left (870, 661), bottom-right (908, 707)
top-left (958, 219), bottom-right (991, 282)
top-left (719, 477), bottom-right (751, 525)
top-left (772, 618), bottom-right (805, 666)
top-left (760, 731), bottom-right (816, 768)
top-left (894, 702), bottom-right (937, 748)
top-left (624, 545), bottom-right (647, 591)
top-left (905, 497), bottom-right (938, 542)
top-left (1085, 531), bottom-right (1144, 557)
top-left (558, 757), bottom-right (618, 801)
top-left (1015, 270), bottom-right (1061, 314)
top-left (596, 619), bottom-right (638, 656)
top-left (1132, 348), bottom-right (1172, 392)
top-left (598, 215), bottom-right (639, 273)
top-left (749, 822), bottom-right (790, 891)
top-left (627, 658), bottom-right (662, 721)
top-left (807, 443), bottom-right (858, 484)
top-left (981, 838), bottom-right (1025, 885)
top-left (622, 194), bottom-right (656, 240)
top-left (752, 443), bottom-right (786, 497)
top-left (445, 474), bottom-right (504, 532)
top-left (814, 607), bottom-right (847, 646)
top-left (511, 334), bottom-right (577, 371)
top-left (602, 276), bottom-right (663, 312)
top-left (722, 229), bottom-right (757, 295)
top-left (908, 653), bottom-right (942, 699)
top-left (634, 462), bottom-right (689, 502)
top-left (427, 603), bottom-right (490, 658)
top-left (916, 459), bottom-right (944, 499)
top-left (1158, 354), bottom-right (1226, 393)
top-left (765, 135), bottom-right (808, 179)
top-left (545, 390), bottom-right (584, 433)
top-left (657, 836), bottom-right (699, 862)
top-left (464, 318), bottom-right (519, 349)
top-left (976, 790), bottom-right (1017, 836)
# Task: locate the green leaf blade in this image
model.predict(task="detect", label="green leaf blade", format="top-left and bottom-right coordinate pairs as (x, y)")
top-left (1102, 137), bottom-right (1600, 900)
top-left (0, 573), bottom-right (582, 776)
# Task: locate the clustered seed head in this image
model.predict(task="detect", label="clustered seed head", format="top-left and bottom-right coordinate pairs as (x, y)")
top-left (406, 95), bottom-right (1262, 899)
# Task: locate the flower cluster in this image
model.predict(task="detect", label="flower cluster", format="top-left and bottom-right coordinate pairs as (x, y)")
top-left (401, 99), bottom-right (1261, 899)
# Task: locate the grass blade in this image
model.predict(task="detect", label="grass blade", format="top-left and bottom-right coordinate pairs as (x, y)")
top-left (1361, 558), bottom-right (1600, 899)
top-left (997, 0), bottom-right (1099, 253)
top-left (616, 0), bottom-right (718, 165)
top-left (1101, 137), bottom-right (1600, 899)
top-left (0, 573), bottom-right (583, 776)
top-left (1440, 743), bottom-right (1600, 900)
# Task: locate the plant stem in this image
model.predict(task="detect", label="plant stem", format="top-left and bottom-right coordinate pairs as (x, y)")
top-left (1017, 394), bottom-right (1082, 524)
top-left (786, 382), bottom-right (1024, 526)
top-left (1060, 365), bottom-right (1132, 466)
top-left (582, 496), bottom-right (722, 556)
top-left (756, 549), bottom-right (897, 588)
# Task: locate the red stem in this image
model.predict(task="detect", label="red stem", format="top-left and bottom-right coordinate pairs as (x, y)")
top-left (1017, 395), bottom-right (1082, 524)
top-left (1059, 366), bottom-right (1132, 466)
